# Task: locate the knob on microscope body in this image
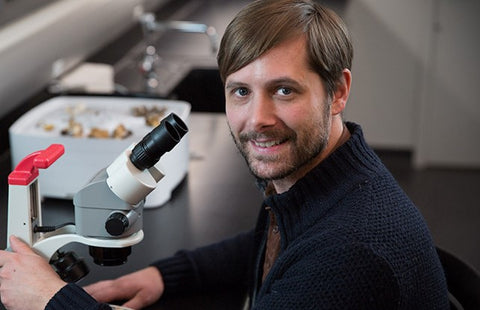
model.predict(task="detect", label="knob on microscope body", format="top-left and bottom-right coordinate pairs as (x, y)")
top-left (105, 212), bottom-right (130, 236)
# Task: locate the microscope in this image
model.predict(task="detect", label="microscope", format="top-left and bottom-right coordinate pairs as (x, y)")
top-left (6, 113), bottom-right (188, 282)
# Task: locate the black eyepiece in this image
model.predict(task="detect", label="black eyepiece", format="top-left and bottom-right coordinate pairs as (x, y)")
top-left (130, 113), bottom-right (188, 170)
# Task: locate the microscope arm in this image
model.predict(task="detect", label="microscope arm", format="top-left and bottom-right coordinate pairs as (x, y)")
top-left (32, 225), bottom-right (144, 260)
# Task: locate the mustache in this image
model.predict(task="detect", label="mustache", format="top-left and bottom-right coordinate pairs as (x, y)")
top-left (238, 129), bottom-right (296, 143)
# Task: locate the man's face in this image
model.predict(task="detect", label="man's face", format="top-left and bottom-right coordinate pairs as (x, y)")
top-left (225, 36), bottom-right (333, 188)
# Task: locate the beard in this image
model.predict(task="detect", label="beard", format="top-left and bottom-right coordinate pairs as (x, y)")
top-left (229, 104), bottom-right (331, 182)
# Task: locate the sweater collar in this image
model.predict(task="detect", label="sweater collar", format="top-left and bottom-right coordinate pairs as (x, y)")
top-left (262, 122), bottom-right (385, 246)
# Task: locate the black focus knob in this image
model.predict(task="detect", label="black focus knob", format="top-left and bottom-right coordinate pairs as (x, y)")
top-left (50, 251), bottom-right (89, 283)
top-left (105, 212), bottom-right (129, 236)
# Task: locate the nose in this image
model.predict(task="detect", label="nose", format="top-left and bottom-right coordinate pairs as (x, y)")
top-left (247, 93), bottom-right (277, 131)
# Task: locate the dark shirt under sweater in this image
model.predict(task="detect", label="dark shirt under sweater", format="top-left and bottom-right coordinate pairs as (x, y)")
top-left (47, 122), bottom-right (449, 309)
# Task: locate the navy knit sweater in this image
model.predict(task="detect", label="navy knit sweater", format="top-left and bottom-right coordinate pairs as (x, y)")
top-left (47, 122), bottom-right (449, 309)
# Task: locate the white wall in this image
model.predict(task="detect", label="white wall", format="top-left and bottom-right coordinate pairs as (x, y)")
top-left (415, 0), bottom-right (480, 168)
top-left (0, 0), bottom-right (167, 120)
top-left (343, 0), bottom-right (433, 150)
top-left (343, 0), bottom-right (480, 168)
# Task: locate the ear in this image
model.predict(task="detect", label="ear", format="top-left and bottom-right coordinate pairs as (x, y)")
top-left (330, 69), bottom-right (352, 115)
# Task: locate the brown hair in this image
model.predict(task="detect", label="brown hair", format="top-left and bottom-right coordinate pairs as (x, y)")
top-left (217, 0), bottom-right (353, 98)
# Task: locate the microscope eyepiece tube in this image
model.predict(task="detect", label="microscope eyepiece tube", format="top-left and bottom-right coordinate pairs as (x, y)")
top-left (164, 112), bottom-right (188, 137)
top-left (130, 113), bottom-right (188, 170)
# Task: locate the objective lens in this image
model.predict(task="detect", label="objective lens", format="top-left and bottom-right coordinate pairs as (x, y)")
top-left (89, 246), bottom-right (132, 266)
top-left (130, 113), bottom-right (188, 170)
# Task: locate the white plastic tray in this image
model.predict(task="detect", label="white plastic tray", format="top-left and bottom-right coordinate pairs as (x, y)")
top-left (9, 96), bottom-right (191, 208)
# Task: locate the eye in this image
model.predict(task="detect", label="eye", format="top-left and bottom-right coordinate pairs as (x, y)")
top-left (276, 87), bottom-right (292, 96)
top-left (234, 87), bottom-right (249, 97)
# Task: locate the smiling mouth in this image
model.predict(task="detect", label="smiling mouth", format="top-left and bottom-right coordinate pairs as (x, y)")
top-left (239, 129), bottom-right (293, 151)
top-left (253, 140), bottom-right (283, 148)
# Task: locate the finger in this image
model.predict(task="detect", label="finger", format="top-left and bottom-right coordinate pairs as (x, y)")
top-left (123, 294), bottom-right (148, 310)
top-left (123, 299), bottom-right (142, 309)
top-left (9, 236), bottom-right (35, 255)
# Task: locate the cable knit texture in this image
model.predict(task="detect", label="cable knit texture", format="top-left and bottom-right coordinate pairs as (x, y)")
top-left (48, 122), bottom-right (449, 309)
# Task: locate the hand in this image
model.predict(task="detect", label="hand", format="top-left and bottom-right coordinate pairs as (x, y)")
top-left (0, 236), bottom-right (66, 310)
top-left (84, 266), bottom-right (164, 309)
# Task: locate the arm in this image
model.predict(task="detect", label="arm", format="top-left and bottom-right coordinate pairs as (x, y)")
top-left (47, 284), bottom-right (112, 310)
top-left (154, 230), bottom-right (255, 295)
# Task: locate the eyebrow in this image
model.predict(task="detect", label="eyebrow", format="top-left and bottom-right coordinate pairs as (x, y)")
top-left (265, 77), bottom-right (303, 89)
top-left (225, 77), bottom-right (304, 91)
top-left (225, 81), bottom-right (248, 91)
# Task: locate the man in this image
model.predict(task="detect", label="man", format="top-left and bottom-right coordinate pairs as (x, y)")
top-left (0, 0), bottom-right (449, 309)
